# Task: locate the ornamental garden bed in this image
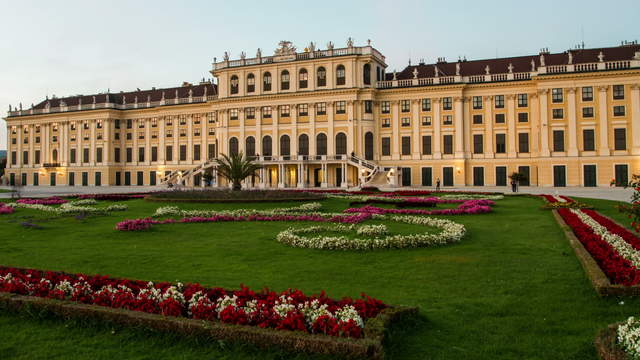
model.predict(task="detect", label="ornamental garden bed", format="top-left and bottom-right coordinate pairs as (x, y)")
top-left (544, 195), bottom-right (640, 296)
top-left (146, 190), bottom-right (326, 203)
top-left (594, 323), bottom-right (629, 360)
top-left (0, 266), bottom-right (417, 359)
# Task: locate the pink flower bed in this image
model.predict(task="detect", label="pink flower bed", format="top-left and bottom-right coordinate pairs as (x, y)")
top-left (0, 203), bottom-right (14, 214)
top-left (16, 197), bottom-right (67, 205)
top-left (344, 199), bottom-right (494, 216)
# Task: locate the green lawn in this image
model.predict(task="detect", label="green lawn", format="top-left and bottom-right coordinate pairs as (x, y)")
top-left (0, 195), bottom-right (638, 359)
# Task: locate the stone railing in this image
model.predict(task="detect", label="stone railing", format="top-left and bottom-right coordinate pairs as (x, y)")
top-left (212, 45), bottom-right (386, 71)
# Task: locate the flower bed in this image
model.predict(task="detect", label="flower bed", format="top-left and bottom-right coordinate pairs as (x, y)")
top-left (0, 266), bottom-right (418, 358)
top-left (0, 203), bottom-right (15, 215)
top-left (343, 199), bottom-right (494, 216)
top-left (146, 190), bottom-right (325, 203)
top-left (540, 194), bottom-right (593, 209)
top-left (276, 216), bottom-right (466, 250)
top-left (595, 322), bottom-right (632, 360)
top-left (16, 197), bottom-right (67, 205)
top-left (7, 202), bottom-right (128, 215)
top-left (76, 194), bottom-right (148, 201)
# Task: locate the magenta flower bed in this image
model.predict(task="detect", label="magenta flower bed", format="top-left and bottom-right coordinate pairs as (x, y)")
top-left (77, 194), bottom-right (147, 201)
top-left (344, 199), bottom-right (494, 216)
top-left (0, 204), bottom-right (14, 215)
top-left (16, 197), bottom-right (67, 205)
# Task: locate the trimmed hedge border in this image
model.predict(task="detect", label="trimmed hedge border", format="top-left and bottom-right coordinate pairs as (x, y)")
top-left (551, 210), bottom-right (640, 296)
top-left (594, 323), bottom-right (629, 360)
top-left (0, 292), bottom-right (417, 359)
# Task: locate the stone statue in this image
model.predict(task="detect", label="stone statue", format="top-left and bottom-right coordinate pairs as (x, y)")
top-left (134, 96), bottom-right (138, 104)
top-left (531, 59), bottom-right (536, 72)
top-left (508, 63), bottom-right (514, 73)
top-left (175, 89), bottom-right (179, 99)
top-left (367, 39), bottom-right (371, 46)
top-left (204, 86), bottom-right (208, 97)
top-left (93, 96), bottom-right (96, 104)
top-left (347, 37), bottom-right (354, 48)
top-left (392, 71), bottom-right (397, 81)
top-left (308, 42), bottom-right (315, 52)
top-left (122, 96), bottom-right (126, 105)
top-left (19, 103), bottom-right (22, 110)
top-left (434, 65), bottom-right (439, 77)
top-left (455, 62), bottom-right (461, 76)
top-left (256, 48), bottom-right (261, 58)
top-left (240, 51), bottom-right (246, 60)
top-left (567, 51), bottom-right (573, 64)
top-left (327, 41), bottom-right (334, 50)
top-left (413, 68), bottom-right (419, 79)
top-left (540, 54), bottom-right (545, 67)
top-left (161, 91), bottom-right (165, 100)
top-left (147, 95), bottom-right (151, 103)
top-left (8, 104), bottom-right (11, 112)
top-left (223, 51), bottom-right (229, 61)
top-left (274, 40), bottom-right (296, 56)
top-left (485, 65), bottom-right (490, 75)
top-left (60, 99), bottom-right (66, 107)
top-left (598, 51), bottom-right (604, 62)
top-left (189, 88), bottom-right (193, 97)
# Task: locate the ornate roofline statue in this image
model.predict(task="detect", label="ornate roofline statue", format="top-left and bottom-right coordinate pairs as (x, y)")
top-left (274, 40), bottom-right (296, 56)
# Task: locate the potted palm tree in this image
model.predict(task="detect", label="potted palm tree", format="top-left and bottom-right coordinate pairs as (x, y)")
top-left (214, 152), bottom-right (262, 191)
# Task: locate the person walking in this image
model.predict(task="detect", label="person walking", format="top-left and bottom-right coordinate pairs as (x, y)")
top-left (511, 178), bottom-right (518, 193)
top-left (436, 178), bottom-right (441, 191)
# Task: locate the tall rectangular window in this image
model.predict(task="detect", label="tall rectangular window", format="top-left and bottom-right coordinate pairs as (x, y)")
top-left (422, 135), bottom-right (432, 155)
top-left (179, 145), bottom-right (187, 161)
top-left (113, 148), bottom-right (119, 163)
top-left (280, 105), bottom-right (290, 117)
top-left (96, 147), bottom-right (103, 163)
top-left (381, 101), bottom-right (390, 114)
top-left (22, 151), bottom-right (28, 165)
top-left (583, 129), bottom-right (595, 151)
top-left (83, 148), bottom-right (90, 163)
top-left (582, 87), bottom-right (593, 101)
top-left (443, 135), bottom-right (453, 154)
top-left (495, 134), bottom-right (506, 153)
top-left (126, 147), bottom-right (132, 162)
top-left (335, 101), bottom-right (346, 114)
top-left (381, 137), bottom-right (391, 156)
top-left (208, 144), bottom-right (216, 159)
top-left (151, 146), bottom-right (158, 162)
top-left (518, 133), bottom-right (529, 153)
top-left (194, 145), bottom-right (201, 161)
top-left (553, 130), bottom-right (565, 152)
top-left (442, 115), bottom-right (452, 125)
top-left (473, 134), bottom-right (483, 154)
top-left (552, 88), bottom-right (563, 103)
top-left (364, 100), bottom-right (373, 114)
top-left (401, 136), bottom-right (411, 155)
top-left (614, 128), bottom-right (627, 150)
top-left (166, 146), bottom-right (173, 161)
top-left (35, 150), bottom-right (40, 164)
top-left (138, 147), bottom-right (145, 162)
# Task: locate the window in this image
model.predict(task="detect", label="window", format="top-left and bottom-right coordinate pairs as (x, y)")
top-left (422, 136), bottom-right (432, 155)
top-left (280, 105), bottom-right (290, 117)
top-left (151, 146), bottom-right (158, 162)
top-left (70, 122), bottom-right (76, 130)
top-left (401, 100), bottom-right (410, 112)
top-left (36, 136), bottom-right (40, 143)
top-left (97, 120), bottom-right (103, 129)
top-left (401, 136), bottom-right (411, 155)
top-left (614, 128), bottom-right (627, 150)
top-left (517, 94), bottom-right (528, 107)
top-left (246, 73), bottom-right (255, 93)
top-left (229, 109), bottom-right (239, 120)
top-left (316, 133), bottom-right (327, 155)
top-left (10, 151), bottom-right (16, 165)
top-left (138, 147), bottom-right (144, 162)
top-left (96, 147), bottom-right (103, 163)
top-left (317, 67), bottom-right (326, 87)
top-left (263, 72), bottom-right (272, 91)
top-left (443, 115), bottom-right (452, 125)
top-left (112, 148), bottom-right (118, 163)
top-left (179, 129), bottom-right (186, 138)
top-left (442, 97), bottom-right (452, 110)
top-left (552, 108), bottom-right (564, 119)
top-left (246, 107), bottom-right (255, 119)
top-left (166, 118), bottom-right (172, 126)
top-left (363, 63), bottom-right (371, 85)
top-left (401, 117), bottom-right (410, 127)
top-left (582, 107), bottom-right (594, 118)
top-left (280, 70), bottom-right (290, 90)
top-left (298, 104), bottom-right (308, 116)
top-left (364, 100), bottom-right (373, 114)
top-left (613, 85), bottom-right (625, 100)
top-left (229, 137), bottom-right (239, 155)
top-left (336, 65), bottom-right (345, 85)
top-left (298, 134), bottom-right (309, 155)
top-left (583, 129), bottom-right (595, 151)
top-left (553, 130), bottom-right (565, 152)
top-left (35, 150), bottom-right (40, 164)
top-left (495, 113), bottom-right (505, 123)
top-left (165, 146), bottom-right (173, 161)
top-left (316, 103), bottom-right (327, 115)
top-left (208, 144), bottom-right (216, 159)
top-left (518, 133), bottom-right (529, 153)
top-left (114, 120), bottom-right (121, 129)
top-left (518, 112), bottom-right (529, 123)
top-left (139, 120), bottom-right (146, 128)
top-left (335, 133), bottom-right (347, 155)
top-left (280, 135), bottom-right (290, 156)
top-left (245, 137), bottom-right (255, 157)
top-left (165, 130), bottom-right (172, 138)
top-left (473, 96), bottom-right (483, 109)
top-left (139, 131), bottom-right (146, 139)
top-left (421, 98), bottom-right (431, 111)
top-left (422, 116), bottom-right (432, 125)
top-left (335, 101), bottom-right (346, 114)
top-left (262, 106), bottom-right (272, 118)
top-left (126, 147), bottom-right (132, 162)
top-left (472, 114), bottom-right (483, 124)
top-left (495, 95), bottom-right (504, 108)
top-left (22, 151), bottom-right (28, 165)
top-left (207, 113), bottom-right (216, 123)
top-left (382, 118), bottom-right (390, 128)
top-left (299, 69), bottom-right (308, 88)
top-left (495, 134), bottom-right (506, 153)
top-left (582, 87), bottom-right (593, 101)
top-left (614, 106), bottom-right (625, 116)
top-left (473, 134), bottom-right (483, 154)
top-left (262, 135), bottom-right (272, 156)
top-left (381, 137), bottom-right (391, 156)
top-left (552, 88), bottom-right (563, 103)
top-left (443, 135), bottom-right (453, 154)
top-left (179, 145), bottom-right (187, 161)
top-left (83, 148), bottom-right (90, 163)
top-left (84, 121), bottom-right (90, 130)
top-left (381, 101), bottom-right (390, 114)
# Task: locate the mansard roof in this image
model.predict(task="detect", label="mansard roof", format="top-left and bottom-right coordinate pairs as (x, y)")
top-left (32, 83), bottom-right (217, 110)
top-left (386, 44), bottom-right (640, 81)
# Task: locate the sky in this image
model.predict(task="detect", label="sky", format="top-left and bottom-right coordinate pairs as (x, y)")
top-left (1, 0), bottom-right (639, 150)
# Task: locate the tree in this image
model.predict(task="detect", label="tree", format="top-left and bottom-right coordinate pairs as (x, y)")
top-left (618, 174), bottom-right (640, 232)
top-left (508, 172), bottom-right (527, 184)
top-left (214, 152), bottom-right (262, 191)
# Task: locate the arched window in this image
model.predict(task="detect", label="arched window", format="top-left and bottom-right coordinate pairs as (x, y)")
top-left (52, 149), bottom-right (58, 162)
top-left (281, 70), bottom-right (290, 90)
top-left (336, 65), bottom-right (346, 86)
top-left (298, 134), bottom-right (309, 155)
top-left (230, 75), bottom-right (239, 94)
top-left (246, 73), bottom-right (255, 93)
top-left (263, 72), bottom-right (272, 91)
top-left (316, 133), bottom-right (327, 155)
top-left (364, 132), bottom-right (374, 160)
top-left (262, 135), bottom-right (272, 156)
top-left (335, 132), bottom-right (347, 155)
top-left (229, 137), bottom-right (239, 155)
top-left (317, 67), bottom-right (326, 87)
top-left (299, 68), bottom-right (308, 88)
top-left (245, 136), bottom-right (255, 157)
top-left (363, 64), bottom-right (371, 85)
top-left (280, 135), bottom-right (290, 156)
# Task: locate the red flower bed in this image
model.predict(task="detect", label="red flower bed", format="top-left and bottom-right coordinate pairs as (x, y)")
top-left (582, 209), bottom-right (640, 252)
top-left (77, 194), bottom-right (148, 201)
top-left (0, 266), bottom-right (386, 338)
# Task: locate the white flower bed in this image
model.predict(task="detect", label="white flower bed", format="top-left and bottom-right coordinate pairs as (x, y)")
top-left (276, 215), bottom-right (465, 250)
top-left (153, 202), bottom-right (323, 218)
top-left (571, 208), bottom-right (640, 269)
top-left (356, 224), bottom-right (388, 236)
top-left (618, 316), bottom-right (640, 358)
top-left (7, 202), bottom-right (128, 214)
top-left (68, 199), bottom-right (98, 206)
top-left (439, 194), bottom-right (504, 200)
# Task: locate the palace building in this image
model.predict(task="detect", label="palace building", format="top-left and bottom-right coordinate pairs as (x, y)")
top-left (4, 39), bottom-right (640, 188)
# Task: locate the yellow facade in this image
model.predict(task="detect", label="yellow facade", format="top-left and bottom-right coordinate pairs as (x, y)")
top-left (4, 40), bottom-right (640, 188)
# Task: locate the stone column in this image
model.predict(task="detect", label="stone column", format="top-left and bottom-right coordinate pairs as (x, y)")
top-left (273, 108), bottom-right (279, 157)
top-left (16, 125), bottom-right (22, 167)
top-left (507, 95), bottom-right (517, 157)
top-left (255, 108), bottom-right (262, 158)
top-left (463, 97), bottom-right (472, 158)
top-left (567, 87), bottom-right (578, 157)
top-left (539, 89), bottom-right (550, 157)
top-left (391, 100), bottom-right (400, 159)
top-left (145, 119), bottom-right (151, 165)
top-left (291, 104), bottom-right (298, 157)
top-left (598, 86), bottom-right (610, 156)
top-left (159, 116), bottom-right (166, 163)
top-left (187, 114), bottom-right (194, 164)
top-left (90, 120), bottom-right (96, 166)
top-left (104, 119), bottom-right (111, 164)
top-left (454, 96), bottom-right (465, 157)
top-left (201, 114), bottom-right (207, 161)
top-left (309, 103), bottom-right (316, 156)
top-left (29, 125), bottom-right (34, 168)
top-left (530, 93), bottom-right (540, 155)
top-left (411, 99), bottom-right (420, 158)
top-left (346, 100), bottom-right (354, 155)
top-left (433, 98), bottom-right (442, 159)
top-left (328, 102), bottom-right (335, 157)
top-left (173, 116), bottom-right (179, 164)
top-left (484, 96), bottom-right (494, 159)
top-left (631, 84), bottom-right (640, 155)
top-left (239, 109), bottom-right (245, 154)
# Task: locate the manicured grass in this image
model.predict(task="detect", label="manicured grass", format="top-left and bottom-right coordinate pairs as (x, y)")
top-left (0, 195), bottom-right (639, 359)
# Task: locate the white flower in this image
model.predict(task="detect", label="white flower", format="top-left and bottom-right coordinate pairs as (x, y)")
top-left (618, 316), bottom-right (640, 358)
top-left (335, 305), bottom-right (364, 327)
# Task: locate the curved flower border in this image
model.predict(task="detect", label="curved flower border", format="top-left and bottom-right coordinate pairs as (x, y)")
top-left (7, 202), bottom-right (128, 215)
